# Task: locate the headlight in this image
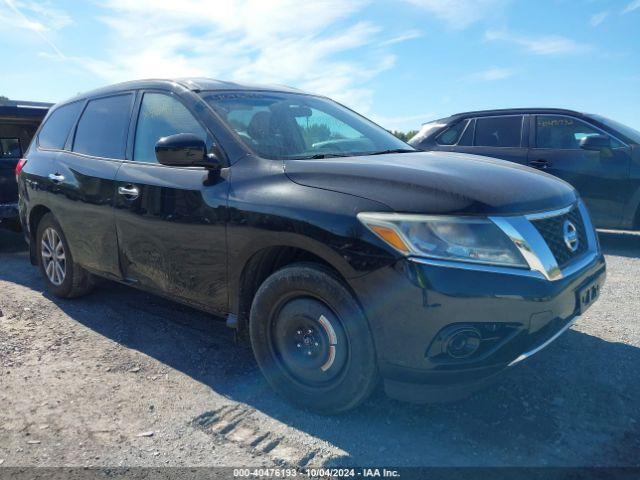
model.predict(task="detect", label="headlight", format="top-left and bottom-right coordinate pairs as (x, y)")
top-left (357, 212), bottom-right (527, 268)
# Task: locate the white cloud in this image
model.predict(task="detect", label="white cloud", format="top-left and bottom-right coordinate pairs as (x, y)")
top-left (402, 0), bottom-right (505, 29)
top-left (590, 11), bottom-right (609, 26)
top-left (378, 29), bottom-right (423, 47)
top-left (34, 0), bottom-right (412, 114)
top-left (0, 0), bottom-right (71, 58)
top-left (1, 0), bottom-right (72, 31)
top-left (467, 66), bottom-right (516, 81)
top-left (485, 29), bottom-right (592, 55)
top-left (622, 0), bottom-right (640, 14)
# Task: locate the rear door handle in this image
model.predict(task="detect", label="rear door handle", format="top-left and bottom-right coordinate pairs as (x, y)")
top-left (48, 173), bottom-right (65, 183)
top-left (117, 185), bottom-right (139, 199)
top-left (528, 159), bottom-right (550, 170)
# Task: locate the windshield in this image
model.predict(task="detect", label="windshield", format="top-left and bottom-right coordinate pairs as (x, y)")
top-left (202, 91), bottom-right (414, 159)
top-left (587, 114), bottom-right (640, 144)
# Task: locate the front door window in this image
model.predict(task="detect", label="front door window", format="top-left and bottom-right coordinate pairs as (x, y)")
top-left (535, 115), bottom-right (621, 149)
top-left (133, 93), bottom-right (207, 163)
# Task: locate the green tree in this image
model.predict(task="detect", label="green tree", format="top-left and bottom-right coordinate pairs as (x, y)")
top-left (302, 123), bottom-right (332, 146)
top-left (389, 129), bottom-right (419, 142)
top-left (0, 95), bottom-right (10, 105)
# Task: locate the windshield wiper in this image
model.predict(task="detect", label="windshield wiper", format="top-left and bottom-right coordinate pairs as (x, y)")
top-left (290, 149), bottom-right (415, 159)
top-left (293, 153), bottom-right (351, 159)
top-left (367, 148), bottom-right (416, 156)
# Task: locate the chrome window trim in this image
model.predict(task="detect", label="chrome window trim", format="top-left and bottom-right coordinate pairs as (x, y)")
top-left (455, 118), bottom-right (473, 146)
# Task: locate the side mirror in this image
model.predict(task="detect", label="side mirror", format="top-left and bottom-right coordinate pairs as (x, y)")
top-left (580, 134), bottom-right (611, 151)
top-left (155, 133), bottom-right (222, 169)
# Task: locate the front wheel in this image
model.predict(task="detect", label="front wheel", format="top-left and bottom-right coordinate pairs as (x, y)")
top-left (249, 264), bottom-right (378, 414)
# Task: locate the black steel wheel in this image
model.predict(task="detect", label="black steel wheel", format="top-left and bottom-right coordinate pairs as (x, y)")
top-left (271, 296), bottom-right (349, 387)
top-left (249, 263), bottom-right (377, 414)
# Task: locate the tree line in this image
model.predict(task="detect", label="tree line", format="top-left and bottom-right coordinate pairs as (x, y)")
top-left (389, 130), bottom-right (419, 142)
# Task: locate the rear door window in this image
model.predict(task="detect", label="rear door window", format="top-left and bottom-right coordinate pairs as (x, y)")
top-left (38, 101), bottom-right (83, 150)
top-left (474, 116), bottom-right (523, 147)
top-left (73, 94), bottom-right (133, 159)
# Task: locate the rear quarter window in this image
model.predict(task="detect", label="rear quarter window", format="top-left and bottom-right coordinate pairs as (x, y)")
top-left (38, 101), bottom-right (83, 150)
top-left (73, 94), bottom-right (133, 159)
top-left (436, 120), bottom-right (468, 145)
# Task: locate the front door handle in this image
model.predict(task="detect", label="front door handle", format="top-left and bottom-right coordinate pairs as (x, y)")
top-left (528, 159), bottom-right (550, 170)
top-left (48, 173), bottom-right (65, 183)
top-left (117, 185), bottom-right (139, 199)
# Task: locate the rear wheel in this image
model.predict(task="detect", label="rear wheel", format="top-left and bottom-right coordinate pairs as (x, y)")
top-left (36, 213), bottom-right (94, 298)
top-left (249, 264), bottom-right (378, 414)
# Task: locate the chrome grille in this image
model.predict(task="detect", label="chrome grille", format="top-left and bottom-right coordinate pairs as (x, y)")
top-left (530, 206), bottom-right (588, 269)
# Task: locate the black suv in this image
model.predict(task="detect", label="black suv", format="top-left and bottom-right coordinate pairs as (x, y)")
top-left (1, 100), bottom-right (51, 230)
top-left (18, 80), bottom-right (605, 412)
top-left (409, 108), bottom-right (640, 230)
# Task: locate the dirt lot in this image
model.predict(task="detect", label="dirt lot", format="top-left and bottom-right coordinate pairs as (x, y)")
top-left (0, 229), bottom-right (639, 468)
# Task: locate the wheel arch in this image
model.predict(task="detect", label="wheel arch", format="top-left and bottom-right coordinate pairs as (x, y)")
top-left (27, 204), bottom-right (52, 265)
top-left (231, 244), bottom-right (364, 337)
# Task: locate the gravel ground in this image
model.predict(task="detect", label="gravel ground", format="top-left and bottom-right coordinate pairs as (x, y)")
top-left (0, 229), bottom-right (638, 468)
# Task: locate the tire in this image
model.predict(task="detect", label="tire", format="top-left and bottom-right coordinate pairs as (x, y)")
top-left (249, 263), bottom-right (378, 414)
top-left (36, 213), bottom-right (94, 298)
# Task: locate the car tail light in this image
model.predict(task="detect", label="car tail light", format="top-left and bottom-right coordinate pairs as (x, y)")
top-left (15, 158), bottom-right (27, 181)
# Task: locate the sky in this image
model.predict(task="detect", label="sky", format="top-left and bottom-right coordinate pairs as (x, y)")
top-left (1, 0), bottom-right (639, 133)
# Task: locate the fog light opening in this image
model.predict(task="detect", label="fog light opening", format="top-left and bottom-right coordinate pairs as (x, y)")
top-left (445, 327), bottom-right (482, 359)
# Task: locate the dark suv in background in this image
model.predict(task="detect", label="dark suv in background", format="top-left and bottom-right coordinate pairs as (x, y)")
top-left (18, 80), bottom-right (605, 412)
top-left (0, 100), bottom-right (51, 230)
top-left (409, 109), bottom-right (640, 230)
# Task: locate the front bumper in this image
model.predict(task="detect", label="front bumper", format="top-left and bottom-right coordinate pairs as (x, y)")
top-left (349, 251), bottom-right (606, 403)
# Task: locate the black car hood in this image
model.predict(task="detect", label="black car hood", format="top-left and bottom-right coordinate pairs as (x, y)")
top-left (284, 151), bottom-right (577, 215)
